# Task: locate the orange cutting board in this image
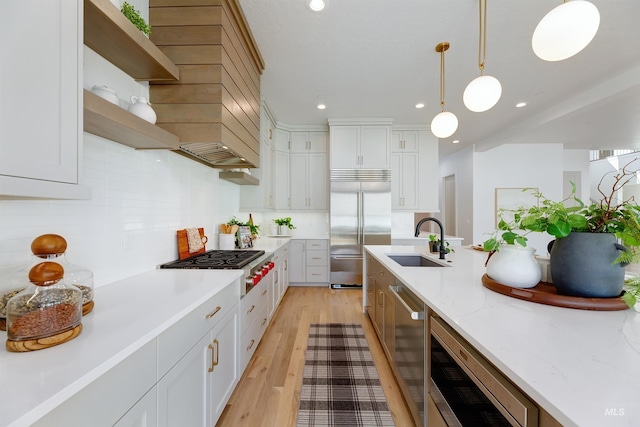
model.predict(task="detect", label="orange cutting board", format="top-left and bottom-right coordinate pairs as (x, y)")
top-left (177, 228), bottom-right (208, 260)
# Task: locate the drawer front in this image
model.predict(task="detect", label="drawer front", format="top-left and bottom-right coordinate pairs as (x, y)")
top-left (33, 340), bottom-right (157, 427)
top-left (306, 239), bottom-right (328, 250)
top-left (272, 243), bottom-right (289, 265)
top-left (306, 249), bottom-right (328, 266)
top-left (157, 279), bottom-right (240, 377)
top-left (240, 303), bottom-right (268, 370)
top-left (306, 266), bottom-right (329, 282)
top-left (240, 286), bottom-right (266, 336)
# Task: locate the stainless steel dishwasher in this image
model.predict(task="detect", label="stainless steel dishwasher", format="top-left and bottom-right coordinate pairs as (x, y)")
top-left (389, 284), bottom-right (426, 427)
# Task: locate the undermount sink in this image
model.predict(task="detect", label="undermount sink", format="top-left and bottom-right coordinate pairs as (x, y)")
top-left (387, 254), bottom-right (448, 267)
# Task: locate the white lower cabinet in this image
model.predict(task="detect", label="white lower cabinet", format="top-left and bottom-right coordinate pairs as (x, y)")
top-left (289, 239), bottom-right (329, 285)
top-left (239, 277), bottom-right (270, 372)
top-left (32, 340), bottom-right (158, 427)
top-left (158, 306), bottom-right (239, 427)
top-left (115, 387), bottom-right (158, 427)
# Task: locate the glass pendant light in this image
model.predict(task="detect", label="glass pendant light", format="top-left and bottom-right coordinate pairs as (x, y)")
top-left (463, 0), bottom-right (502, 112)
top-left (532, 0), bottom-right (600, 62)
top-left (431, 42), bottom-right (458, 139)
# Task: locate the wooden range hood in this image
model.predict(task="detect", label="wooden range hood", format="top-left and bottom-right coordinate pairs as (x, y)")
top-left (149, 0), bottom-right (264, 169)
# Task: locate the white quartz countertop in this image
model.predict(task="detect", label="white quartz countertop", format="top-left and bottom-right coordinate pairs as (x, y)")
top-left (365, 245), bottom-right (640, 427)
top-left (0, 268), bottom-right (244, 427)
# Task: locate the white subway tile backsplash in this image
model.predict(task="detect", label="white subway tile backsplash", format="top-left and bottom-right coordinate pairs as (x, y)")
top-left (0, 136), bottom-right (242, 288)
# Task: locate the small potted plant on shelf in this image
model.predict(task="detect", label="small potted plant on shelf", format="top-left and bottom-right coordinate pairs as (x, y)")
top-left (428, 234), bottom-right (453, 254)
top-left (121, 2), bottom-right (152, 36)
top-left (274, 217), bottom-right (296, 235)
top-left (483, 159), bottom-right (640, 301)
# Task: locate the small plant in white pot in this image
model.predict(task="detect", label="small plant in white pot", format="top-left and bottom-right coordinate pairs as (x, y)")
top-left (274, 217), bottom-right (295, 235)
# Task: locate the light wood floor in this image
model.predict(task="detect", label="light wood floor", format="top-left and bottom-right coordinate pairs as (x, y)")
top-left (216, 286), bottom-right (415, 427)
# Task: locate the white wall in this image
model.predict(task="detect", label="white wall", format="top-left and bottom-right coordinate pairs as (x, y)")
top-left (472, 143), bottom-right (565, 256)
top-left (439, 145), bottom-right (474, 246)
top-left (563, 149), bottom-right (591, 202)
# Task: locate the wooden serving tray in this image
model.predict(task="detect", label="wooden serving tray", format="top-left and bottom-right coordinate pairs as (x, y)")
top-left (481, 274), bottom-right (629, 311)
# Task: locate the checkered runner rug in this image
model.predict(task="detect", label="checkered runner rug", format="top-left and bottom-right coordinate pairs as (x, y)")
top-left (296, 323), bottom-right (395, 426)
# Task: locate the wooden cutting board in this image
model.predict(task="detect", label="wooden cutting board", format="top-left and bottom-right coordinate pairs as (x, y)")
top-left (177, 228), bottom-right (208, 260)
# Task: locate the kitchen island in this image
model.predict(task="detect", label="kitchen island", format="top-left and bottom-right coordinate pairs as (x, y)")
top-left (365, 245), bottom-right (640, 426)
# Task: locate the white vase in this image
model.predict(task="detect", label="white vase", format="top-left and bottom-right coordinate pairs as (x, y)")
top-left (486, 244), bottom-right (541, 288)
top-left (278, 225), bottom-right (289, 236)
top-left (128, 96), bottom-right (157, 124)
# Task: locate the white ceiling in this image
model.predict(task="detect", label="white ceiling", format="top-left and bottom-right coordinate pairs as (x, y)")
top-left (238, 0), bottom-right (640, 158)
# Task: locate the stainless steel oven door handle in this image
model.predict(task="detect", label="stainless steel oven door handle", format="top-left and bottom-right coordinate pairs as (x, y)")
top-left (390, 285), bottom-right (424, 320)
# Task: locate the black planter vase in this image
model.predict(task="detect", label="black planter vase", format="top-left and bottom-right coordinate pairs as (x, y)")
top-left (548, 232), bottom-right (629, 298)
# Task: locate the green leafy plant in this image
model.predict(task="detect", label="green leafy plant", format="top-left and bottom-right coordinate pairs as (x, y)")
top-left (623, 276), bottom-right (640, 308)
top-left (428, 234), bottom-right (454, 253)
top-left (274, 217), bottom-right (296, 230)
top-left (227, 216), bottom-right (260, 236)
top-left (483, 159), bottom-right (640, 268)
top-left (121, 2), bottom-right (151, 36)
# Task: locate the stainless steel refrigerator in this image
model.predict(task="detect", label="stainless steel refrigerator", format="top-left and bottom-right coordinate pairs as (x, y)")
top-left (330, 169), bottom-right (391, 287)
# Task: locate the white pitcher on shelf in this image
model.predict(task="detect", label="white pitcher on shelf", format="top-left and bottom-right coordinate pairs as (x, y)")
top-left (128, 96), bottom-right (157, 124)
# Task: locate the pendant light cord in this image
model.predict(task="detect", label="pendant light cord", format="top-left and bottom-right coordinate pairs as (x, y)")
top-left (440, 48), bottom-right (445, 112)
top-left (478, 0), bottom-right (487, 74)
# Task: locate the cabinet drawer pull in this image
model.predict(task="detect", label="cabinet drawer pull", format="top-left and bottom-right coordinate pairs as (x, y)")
top-left (247, 339), bottom-right (255, 351)
top-left (205, 306), bottom-right (222, 319)
top-left (262, 289), bottom-right (268, 296)
top-left (261, 318), bottom-right (267, 327)
top-left (247, 304), bottom-right (256, 314)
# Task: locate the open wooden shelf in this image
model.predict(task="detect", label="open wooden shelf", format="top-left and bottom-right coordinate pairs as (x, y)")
top-left (84, 0), bottom-right (179, 81)
top-left (84, 90), bottom-right (179, 149)
top-left (219, 171), bottom-right (259, 185)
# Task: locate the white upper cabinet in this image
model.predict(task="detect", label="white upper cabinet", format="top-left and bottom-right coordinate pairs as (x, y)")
top-left (290, 152), bottom-right (327, 210)
top-left (390, 128), bottom-right (439, 212)
top-left (329, 121), bottom-right (392, 169)
top-left (290, 131), bottom-right (327, 153)
top-left (274, 129), bottom-right (290, 210)
top-left (391, 130), bottom-right (419, 152)
top-left (0, 0), bottom-right (89, 199)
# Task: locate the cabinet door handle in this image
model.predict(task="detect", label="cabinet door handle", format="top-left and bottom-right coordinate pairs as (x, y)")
top-left (208, 343), bottom-right (215, 372)
top-left (212, 339), bottom-right (219, 367)
top-left (205, 306), bottom-right (222, 319)
top-left (247, 339), bottom-right (255, 351)
top-left (261, 318), bottom-right (267, 327)
top-left (284, 260), bottom-right (288, 270)
top-left (247, 304), bottom-right (256, 314)
top-left (262, 289), bottom-right (268, 296)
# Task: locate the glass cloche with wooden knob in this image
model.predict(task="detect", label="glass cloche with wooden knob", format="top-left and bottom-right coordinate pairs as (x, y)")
top-left (5, 261), bottom-right (83, 352)
top-left (30, 234), bottom-right (95, 315)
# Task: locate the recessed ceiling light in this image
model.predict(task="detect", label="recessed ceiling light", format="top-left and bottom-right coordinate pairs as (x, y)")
top-left (516, 102), bottom-right (527, 108)
top-left (415, 103), bottom-right (425, 109)
top-left (317, 104), bottom-right (326, 110)
top-left (452, 140), bottom-right (460, 144)
top-left (308, 0), bottom-right (326, 12)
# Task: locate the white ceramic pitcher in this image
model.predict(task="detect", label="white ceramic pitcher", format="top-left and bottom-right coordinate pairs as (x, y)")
top-left (128, 96), bottom-right (157, 124)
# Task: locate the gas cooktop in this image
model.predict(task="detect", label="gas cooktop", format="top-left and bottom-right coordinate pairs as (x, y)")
top-left (160, 250), bottom-right (265, 269)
